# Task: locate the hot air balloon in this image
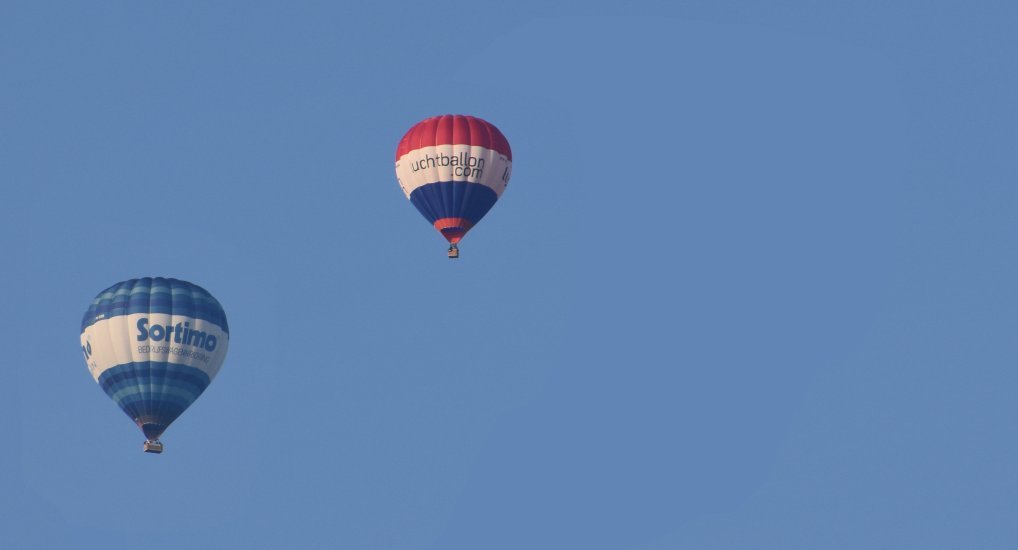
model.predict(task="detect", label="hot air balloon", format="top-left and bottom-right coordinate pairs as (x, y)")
top-left (395, 114), bottom-right (513, 258)
top-left (80, 277), bottom-right (229, 453)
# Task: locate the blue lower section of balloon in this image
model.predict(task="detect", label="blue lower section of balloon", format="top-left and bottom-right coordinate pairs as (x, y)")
top-left (409, 181), bottom-right (498, 225)
top-left (97, 361), bottom-right (211, 437)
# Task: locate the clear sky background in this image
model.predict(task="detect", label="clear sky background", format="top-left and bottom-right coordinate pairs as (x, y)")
top-left (1, 1), bottom-right (1016, 549)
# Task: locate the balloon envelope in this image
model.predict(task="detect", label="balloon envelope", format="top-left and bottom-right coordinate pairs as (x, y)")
top-left (80, 277), bottom-right (229, 446)
top-left (395, 114), bottom-right (512, 248)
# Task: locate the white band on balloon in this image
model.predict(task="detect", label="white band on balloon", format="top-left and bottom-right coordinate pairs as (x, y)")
top-left (395, 144), bottom-right (511, 199)
top-left (81, 313), bottom-right (230, 381)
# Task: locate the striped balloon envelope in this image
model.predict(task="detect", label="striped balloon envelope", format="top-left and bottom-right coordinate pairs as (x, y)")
top-left (395, 114), bottom-right (513, 258)
top-left (80, 277), bottom-right (229, 453)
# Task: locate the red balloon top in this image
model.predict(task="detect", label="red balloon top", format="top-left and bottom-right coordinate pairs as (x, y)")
top-left (396, 115), bottom-right (512, 162)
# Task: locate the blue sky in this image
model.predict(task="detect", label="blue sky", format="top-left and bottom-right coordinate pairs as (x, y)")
top-left (1, 1), bottom-right (1016, 548)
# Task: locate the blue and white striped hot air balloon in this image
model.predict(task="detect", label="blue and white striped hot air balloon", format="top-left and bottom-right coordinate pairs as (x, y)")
top-left (80, 277), bottom-right (229, 453)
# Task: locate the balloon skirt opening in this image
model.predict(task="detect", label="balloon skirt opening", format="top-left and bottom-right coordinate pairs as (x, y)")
top-left (434, 218), bottom-right (474, 244)
top-left (140, 422), bottom-right (167, 441)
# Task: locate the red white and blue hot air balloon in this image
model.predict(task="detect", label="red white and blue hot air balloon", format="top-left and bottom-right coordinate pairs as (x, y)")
top-left (395, 115), bottom-right (513, 258)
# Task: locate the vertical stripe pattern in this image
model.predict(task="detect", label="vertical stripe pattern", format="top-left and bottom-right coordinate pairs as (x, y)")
top-left (81, 278), bottom-right (229, 443)
top-left (395, 115), bottom-right (513, 245)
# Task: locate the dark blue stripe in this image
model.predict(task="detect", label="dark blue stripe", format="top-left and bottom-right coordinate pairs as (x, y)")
top-left (409, 181), bottom-right (498, 226)
top-left (82, 277), bottom-right (229, 333)
top-left (116, 395), bottom-right (192, 417)
top-left (101, 374), bottom-right (210, 400)
top-left (97, 361), bottom-right (211, 430)
top-left (100, 367), bottom-right (210, 391)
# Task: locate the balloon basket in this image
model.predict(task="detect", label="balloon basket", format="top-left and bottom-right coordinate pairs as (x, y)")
top-left (447, 245), bottom-right (459, 259)
top-left (143, 440), bottom-right (164, 454)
